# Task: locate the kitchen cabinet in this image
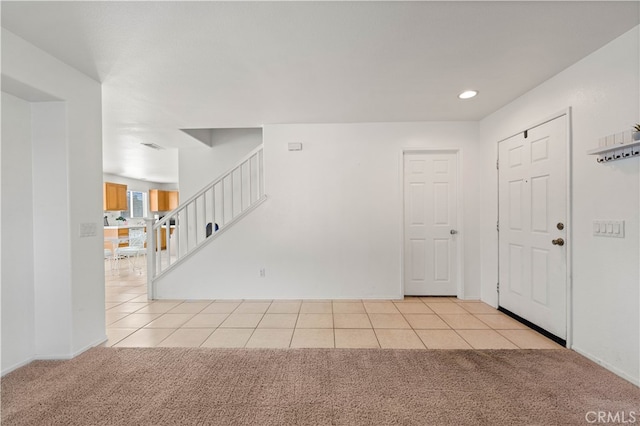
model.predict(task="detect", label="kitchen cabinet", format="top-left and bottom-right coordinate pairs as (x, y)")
top-left (104, 225), bottom-right (174, 251)
top-left (149, 189), bottom-right (166, 211)
top-left (103, 182), bottom-right (127, 211)
top-left (104, 227), bottom-right (129, 248)
top-left (149, 189), bottom-right (179, 212)
top-left (105, 226), bottom-right (147, 248)
top-left (167, 191), bottom-right (179, 210)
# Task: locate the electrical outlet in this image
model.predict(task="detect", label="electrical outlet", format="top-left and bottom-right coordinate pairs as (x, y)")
top-left (259, 268), bottom-right (266, 277)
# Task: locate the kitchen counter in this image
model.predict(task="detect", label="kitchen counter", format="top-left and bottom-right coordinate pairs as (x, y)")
top-left (105, 224), bottom-right (175, 250)
top-left (104, 224), bottom-right (175, 229)
top-left (104, 224), bottom-right (146, 229)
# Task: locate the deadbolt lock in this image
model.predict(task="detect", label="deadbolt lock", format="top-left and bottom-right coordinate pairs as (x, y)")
top-left (552, 238), bottom-right (565, 246)
top-left (557, 222), bottom-right (564, 230)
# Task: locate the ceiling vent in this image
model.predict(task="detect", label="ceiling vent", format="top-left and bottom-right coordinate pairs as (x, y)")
top-left (140, 142), bottom-right (164, 150)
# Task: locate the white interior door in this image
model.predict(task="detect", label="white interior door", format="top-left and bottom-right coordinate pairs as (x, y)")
top-left (498, 115), bottom-right (567, 340)
top-left (404, 152), bottom-right (458, 296)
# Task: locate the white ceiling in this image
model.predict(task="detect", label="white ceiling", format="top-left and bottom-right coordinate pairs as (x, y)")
top-left (2, 1), bottom-right (639, 183)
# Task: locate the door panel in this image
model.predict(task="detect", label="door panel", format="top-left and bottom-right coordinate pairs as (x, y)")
top-left (433, 183), bottom-right (449, 224)
top-left (509, 180), bottom-right (524, 230)
top-left (411, 239), bottom-right (426, 280)
top-left (498, 115), bottom-right (567, 339)
top-left (531, 248), bottom-right (549, 304)
top-left (404, 152), bottom-right (458, 296)
top-left (410, 183), bottom-right (426, 225)
top-left (531, 176), bottom-right (549, 232)
top-left (508, 244), bottom-right (524, 295)
top-left (434, 239), bottom-right (450, 281)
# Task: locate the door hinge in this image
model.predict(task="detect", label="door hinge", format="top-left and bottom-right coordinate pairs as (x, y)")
top-left (496, 159), bottom-right (499, 170)
top-left (497, 282), bottom-right (500, 293)
top-left (496, 220), bottom-right (499, 232)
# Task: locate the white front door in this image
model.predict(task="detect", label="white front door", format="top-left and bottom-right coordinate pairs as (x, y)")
top-left (498, 115), bottom-right (568, 340)
top-left (404, 152), bottom-right (458, 296)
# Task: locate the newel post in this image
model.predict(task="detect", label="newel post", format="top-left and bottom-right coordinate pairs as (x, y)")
top-left (144, 217), bottom-right (156, 300)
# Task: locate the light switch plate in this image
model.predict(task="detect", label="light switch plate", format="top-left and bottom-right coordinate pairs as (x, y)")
top-left (593, 220), bottom-right (624, 238)
top-left (79, 222), bottom-right (97, 238)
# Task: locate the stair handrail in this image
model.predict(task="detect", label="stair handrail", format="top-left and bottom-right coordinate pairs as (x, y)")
top-left (146, 143), bottom-right (266, 298)
top-left (152, 143), bottom-right (265, 230)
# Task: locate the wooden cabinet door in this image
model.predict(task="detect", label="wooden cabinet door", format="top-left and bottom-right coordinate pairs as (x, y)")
top-left (104, 228), bottom-right (129, 248)
top-left (115, 184), bottom-right (127, 210)
top-left (150, 189), bottom-right (179, 211)
top-left (103, 184), bottom-right (115, 210)
top-left (104, 182), bottom-right (127, 211)
top-left (149, 189), bottom-right (169, 211)
top-left (161, 227), bottom-right (167, 249)
top-left (149, 189), bottom-right (160, 212)
top-left (118, 228), bottom-right (129, 247)
top-left (167, 191), bottom-right (179, 210)
top-left (160, 191), bottom-right (169, 211)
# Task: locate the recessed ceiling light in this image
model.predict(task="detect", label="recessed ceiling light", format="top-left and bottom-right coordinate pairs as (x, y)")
top-left (458, 90), bottom-right (478, 100)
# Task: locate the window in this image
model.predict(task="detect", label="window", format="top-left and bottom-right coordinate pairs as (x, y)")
top-left (122, 190), bottom-right (147, 219)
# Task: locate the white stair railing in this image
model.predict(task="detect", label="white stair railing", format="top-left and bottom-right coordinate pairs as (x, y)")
top-left (145, 145), bottom-right (266, 298)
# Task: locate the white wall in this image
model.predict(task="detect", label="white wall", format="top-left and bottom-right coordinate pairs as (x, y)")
top-left (157, 122), bottom-right (481, 300)
top-left (31, 102), bottom-right (74, 357)
top-left (1, 29), bottom-right (104, 373)
top-left (1, 93), bottom-right (35, 371)
top-left (103, 174), bottom-right (178, 193)
top-left (178, 128), bottom-right (263, 200)
top-left (479, 26), bottom-right (639, 384)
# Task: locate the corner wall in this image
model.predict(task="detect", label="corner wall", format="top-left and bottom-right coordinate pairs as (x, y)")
top-left (479, 26), bottom-right (640, 384)
top-left (1, 29), bottom-right (104, 373)
top-left (157, 122), bottom-right (481, 300)
top-left (1, 93), bottom-right (35, 371)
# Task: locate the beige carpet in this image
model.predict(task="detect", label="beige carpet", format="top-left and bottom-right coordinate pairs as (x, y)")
top-left (2, 348), bottom-right (638, 425)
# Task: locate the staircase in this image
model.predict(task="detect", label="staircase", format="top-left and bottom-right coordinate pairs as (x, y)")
top-left (145, 145), bottom-right (266, 298)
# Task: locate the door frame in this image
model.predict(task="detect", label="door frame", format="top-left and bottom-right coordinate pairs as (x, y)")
top-left (400, 148), bottom-right (465, 299)
top-left (496, 107), bottom-right (573, 348)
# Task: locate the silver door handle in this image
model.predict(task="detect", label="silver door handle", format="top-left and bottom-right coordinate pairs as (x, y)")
top-left (450, 229), bottom-right (458, 235)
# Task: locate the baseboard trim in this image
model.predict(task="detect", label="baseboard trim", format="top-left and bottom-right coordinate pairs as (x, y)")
top-left (2, 356), bottom-right (36, 377)
top-left (72, 335), bottom-right (108, 358)
top-left (36, 336), bottom-right (107, 360)
top-left (571, 346), bottom-right (639, 387)
top-left (2, 335), bottom-right (108, 376)
top-left (34, 353), bottom-right (74, 360)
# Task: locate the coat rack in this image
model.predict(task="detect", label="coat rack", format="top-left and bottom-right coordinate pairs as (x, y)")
top-left (587, 131), bottom-right (640, 163)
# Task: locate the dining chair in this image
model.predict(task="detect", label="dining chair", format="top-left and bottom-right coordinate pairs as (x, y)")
top-left (115, 233), bottom-right (146, 274)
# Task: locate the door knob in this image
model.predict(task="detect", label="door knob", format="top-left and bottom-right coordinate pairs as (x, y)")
top-left (450, 229), bottom-right (458, 235)
top-left (552, 238), bottom-right (565, 246)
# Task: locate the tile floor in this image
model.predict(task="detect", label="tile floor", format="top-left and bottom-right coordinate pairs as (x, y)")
top-left (104, 262), bottom-right (563, 350)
